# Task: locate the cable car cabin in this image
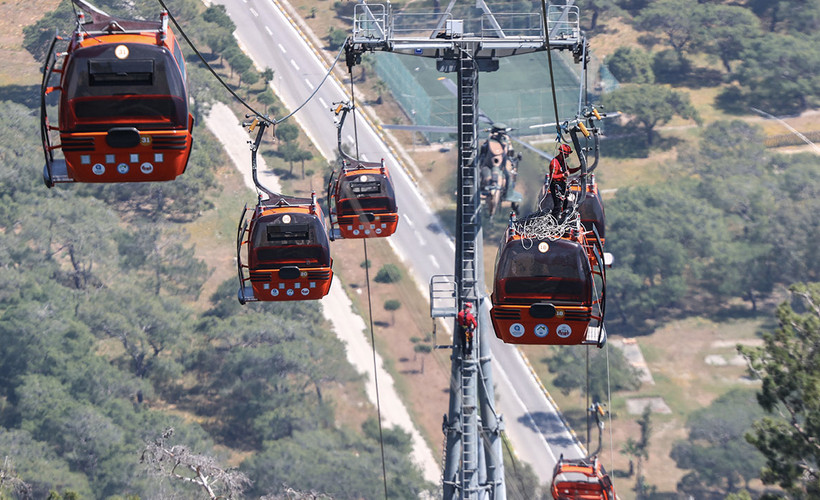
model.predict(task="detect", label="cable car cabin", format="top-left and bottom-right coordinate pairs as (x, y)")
top-left (327, 158), bottom-right (398, 240)
top-left (572, 174), bottom-right (606, 247)
top-left (551, 455), bottom-right (616, 500)
top-left (490, 216), bottom-right (605, 346)
top-left (236, 198), bottom-right (333, 303)
top-left (41, 10), bottom-right (193, 186)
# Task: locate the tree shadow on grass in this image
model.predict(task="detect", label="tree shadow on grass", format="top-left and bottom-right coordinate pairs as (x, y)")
top-left (0, 84), bottom-right (41, 109)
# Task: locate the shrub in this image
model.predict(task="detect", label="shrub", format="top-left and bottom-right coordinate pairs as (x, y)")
top-left (374, 264), bottom-right (402, 283)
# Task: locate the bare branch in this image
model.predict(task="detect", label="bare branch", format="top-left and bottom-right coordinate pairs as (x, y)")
top-left (141, 428), bottom-right (251, 499)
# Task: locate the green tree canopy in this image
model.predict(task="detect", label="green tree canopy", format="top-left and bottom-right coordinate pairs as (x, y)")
top-left (739, 283), bottom-right (820, 497)
top-left (702, 4), bottom-right (761, 73)
top-left (634, 0), bottom-right (707, 56)
top-left (735, 33), bottom-right (820, 114)
top-left (602, 84), bottom-right (699, 146)
top-left (671, 389), bottom-right (766, 497)
top-left (542, 344), bottom-right (641, 402)
top-left (607, 46), bottom-right (654, 84)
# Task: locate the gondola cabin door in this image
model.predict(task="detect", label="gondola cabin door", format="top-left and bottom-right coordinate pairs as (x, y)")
top-left (41, 9), bottom-right (193, 186)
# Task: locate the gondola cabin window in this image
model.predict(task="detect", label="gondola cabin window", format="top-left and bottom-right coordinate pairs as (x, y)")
top-left (251, 214), bottom-right (331, 269)
top-left (62, 44), bottom-right (188, 132)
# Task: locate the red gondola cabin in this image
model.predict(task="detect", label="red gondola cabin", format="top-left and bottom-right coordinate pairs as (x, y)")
top-left (551, 455), bottom-right (616, 500)
top-left (490, 215), bottom-right (605, 346)
top-left (41, 7), bottom-right (193, 186)
top-left (237, 196), bottom-right (333, 303)
top-left (327, 158), bottom-right (399, 240)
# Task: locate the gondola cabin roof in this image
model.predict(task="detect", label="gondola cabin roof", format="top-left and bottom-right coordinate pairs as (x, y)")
top-left (42, 11), bottom-right (193, 186)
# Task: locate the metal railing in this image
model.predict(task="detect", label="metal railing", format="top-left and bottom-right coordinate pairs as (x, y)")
top-left (353, 3), bottom-right (580, 44)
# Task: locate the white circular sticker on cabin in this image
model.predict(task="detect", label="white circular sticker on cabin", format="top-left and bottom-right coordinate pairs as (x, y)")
top-left (534, 324), bottom-right (549, 337)
top-left (301, 288), bottom-right (310, 296)
top-left (538, 242), bottom-right (549, 253)
top-left (92, 163), bottom-right (105, 175)
top-left (117, 163), bottom-right (129, 174)
top-left (556, 324), bottom-right (572, 338)
top-left (286, 289), bottom-right (294, 296)
top-left (140, 162), bottom-right (154, 174)
top-left (360, 175), bottom-right (369, 182)
top-left (509, 323), bottom-right (525, 338)
top-left (271, 289), bottom-right (279, 296)
top-left (115, 45), bottom-right (129, 59)
top-left (282, 214), bottom-right (292, 224)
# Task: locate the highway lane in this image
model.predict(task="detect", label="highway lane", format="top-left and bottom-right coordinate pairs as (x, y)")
top-left (212, 0), bottom-right (586, 484)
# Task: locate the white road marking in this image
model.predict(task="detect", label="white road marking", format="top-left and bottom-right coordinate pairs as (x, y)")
top-left (249, 7), bottom-right (259, 17)
top-left (346, 134), bottom-right (355, 144)
top-left (277, 43), bottom-right (286, 53)
top-left (415, 231), bottom-right (426, 246)
top-left (304, 78), bottom-right (314, 90)
top-left (361, 153), bottom-right (369, 161)
top-left (405, 216), bottom-right (415, 228)
top-left (290, 59), bottom-right (300, 70)
top-left (429, 255), bottom-right (440, 268)
top-left (319, 97), bottom-right (328, 108)
top-left (265, 26), bottom-right (273, 36)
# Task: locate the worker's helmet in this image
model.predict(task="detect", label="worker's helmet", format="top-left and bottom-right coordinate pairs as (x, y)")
top-left (559, 144), bottom-right (572, 155)
top-left (464, 302), bottom-right (473, 309)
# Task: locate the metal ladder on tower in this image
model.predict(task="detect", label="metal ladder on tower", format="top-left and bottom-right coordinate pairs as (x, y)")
top-left (456, 47), bottom-right (481, 498)
top-left (460, 359), bottom-right (478, 495)
top-left (457, 49), bottom-right (478, 302)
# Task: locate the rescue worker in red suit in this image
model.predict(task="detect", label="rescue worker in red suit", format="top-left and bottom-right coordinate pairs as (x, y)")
top-left (541, 144), bottom-right (577, 221)
top-left (457, 302), bottom-right (477, 356)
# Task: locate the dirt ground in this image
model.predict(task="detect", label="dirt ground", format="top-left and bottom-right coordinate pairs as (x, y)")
top-left (328, 236), bottom-right (452, 459)
top-left (0, 0), bottom-right (60, 84)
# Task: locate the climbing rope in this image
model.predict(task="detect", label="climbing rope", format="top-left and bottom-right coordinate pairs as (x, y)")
top-left (511, 209), bottom-right (581, 249)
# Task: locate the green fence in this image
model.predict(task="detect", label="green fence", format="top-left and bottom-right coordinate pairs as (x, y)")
top-left (374, 50), bottom-right (595, 140)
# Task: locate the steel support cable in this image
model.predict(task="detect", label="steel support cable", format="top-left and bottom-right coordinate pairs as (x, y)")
top-left (586, 345), bottom-right (591, 453)
top-left (155, 0), bottom-right (344, 125)
top-left (604, 342), bottom-right (617, 491)
top-left (348, 61), bottom-right (361, 159)
top-left (540, 0), bottom-right (563, 138)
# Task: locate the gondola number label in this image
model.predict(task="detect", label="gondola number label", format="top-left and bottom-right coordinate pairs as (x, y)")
top-left (538, 242), bottom-right (549, 253)
top-left (556, 324), bottom-right (572, 338)
top-left (534, 324), bottom-right (548, 337)
top-left (115, 45), bottom-right (129, 59)
top-left (509, 323), bottom-right (525, 337)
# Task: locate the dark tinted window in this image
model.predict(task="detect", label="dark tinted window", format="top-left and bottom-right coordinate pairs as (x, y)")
top-left (62, 43), bottom-right (187, 131)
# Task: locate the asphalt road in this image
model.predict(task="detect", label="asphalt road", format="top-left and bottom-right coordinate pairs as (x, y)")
top-left (211, 0), bottom-right (587, 484)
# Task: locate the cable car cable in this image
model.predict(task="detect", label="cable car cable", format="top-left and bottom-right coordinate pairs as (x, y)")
top-left (604, 343), bottom-right (618, 491)
top-left (154, 0), bottom-right (345, 125)
top-left (346, 54), bottom-right (360, 160)
top-left (540, 0), bottom-right (562, 139)
top-left (344, 70), bottom-right (389, 499)
top-left (362, 239), bottom-right (390, 500)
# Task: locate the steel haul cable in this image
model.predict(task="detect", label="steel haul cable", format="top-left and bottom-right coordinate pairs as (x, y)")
top-left (155, 0), bottom-right (344, 125)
